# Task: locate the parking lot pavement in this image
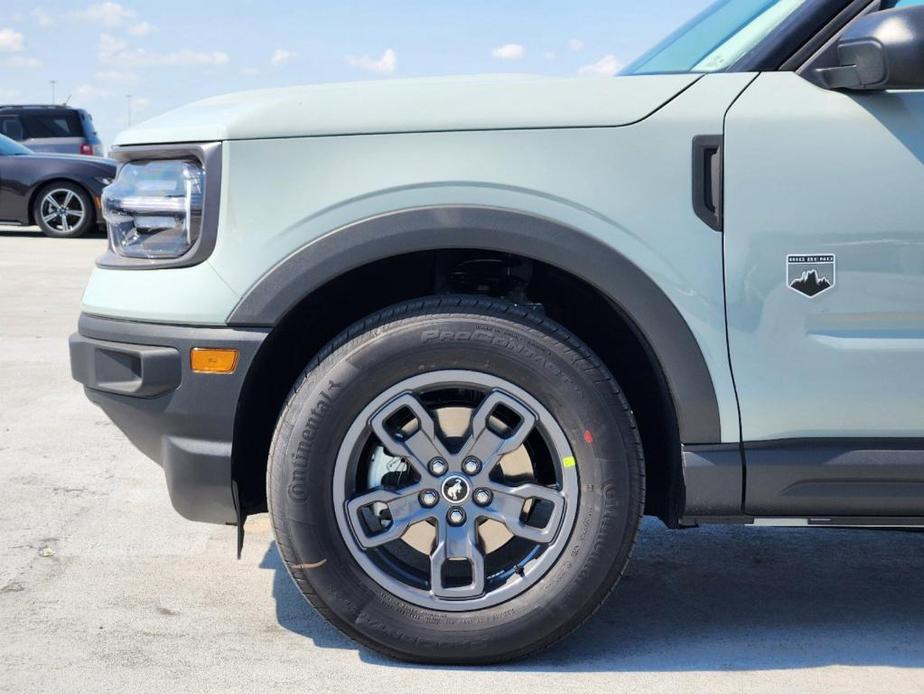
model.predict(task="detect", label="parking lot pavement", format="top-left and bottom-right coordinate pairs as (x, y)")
top-left (2, 226), bottom-right (924, 693)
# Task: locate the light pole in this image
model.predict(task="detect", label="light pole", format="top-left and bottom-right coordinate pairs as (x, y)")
top-left (126, 94), bottom-right (133, 126)
top-left (50, 80), bottom-right (56, 104)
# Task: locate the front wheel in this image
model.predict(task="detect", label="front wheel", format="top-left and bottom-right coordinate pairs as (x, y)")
top-left (267, 296), bottom-right (644, 663)
top-left (33, 182), bottom-right (95, 238)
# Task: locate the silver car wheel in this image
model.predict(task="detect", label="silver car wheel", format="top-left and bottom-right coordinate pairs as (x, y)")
top-left (333, 370), bottom-right (579, 611)
top-left (40, 188), bottom-right (86, 233)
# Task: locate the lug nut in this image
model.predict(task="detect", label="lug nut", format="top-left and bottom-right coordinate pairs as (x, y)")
top-left (462, 456), bottom-right (482, 475)
top-left (473, 488), bottom-right (493, 507)
top-left (447, 507), bottom-right (466, 526)
top-left (428, 457), bottom-right (448, 476)
top-left (419, 490), bottom-right (439, 508)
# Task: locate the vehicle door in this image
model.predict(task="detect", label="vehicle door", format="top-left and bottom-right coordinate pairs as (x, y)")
top-left (723, 3), bottom-right (924, 516)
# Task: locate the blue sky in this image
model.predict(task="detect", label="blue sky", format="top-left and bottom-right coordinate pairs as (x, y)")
top-left (0, 1), bottom-right (712, 147)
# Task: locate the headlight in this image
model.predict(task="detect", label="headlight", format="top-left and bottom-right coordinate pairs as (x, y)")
top-left (102, 159), bottom-right (205, 259)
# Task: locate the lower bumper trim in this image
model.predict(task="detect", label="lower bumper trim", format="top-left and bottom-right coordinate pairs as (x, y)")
top-left (70, 313), bottom-right (269, 525)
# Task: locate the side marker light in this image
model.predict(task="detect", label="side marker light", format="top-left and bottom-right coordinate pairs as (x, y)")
top-left (190, 348), bottom-right (239, 374)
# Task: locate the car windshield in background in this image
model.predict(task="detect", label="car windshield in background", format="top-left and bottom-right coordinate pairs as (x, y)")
top-left (20, 112), bottom-right (83, 138)
top-left (621, 0), bottom-right (814, 75)
top-left (0, 134), bottom-right (31, 156)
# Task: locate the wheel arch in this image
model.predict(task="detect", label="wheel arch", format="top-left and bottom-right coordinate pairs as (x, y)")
top-left (229, 206), bottom-right (721, 522)
top-left (27, 177), bottom-right (95, 225)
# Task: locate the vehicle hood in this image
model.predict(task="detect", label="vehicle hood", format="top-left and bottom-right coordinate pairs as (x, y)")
top-left (24, 152), bottom-right (116, 168)
top-left (114, 73), bottom-right (699, 145)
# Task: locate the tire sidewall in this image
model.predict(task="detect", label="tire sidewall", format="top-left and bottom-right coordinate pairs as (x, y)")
top-left (269, 302), bottom-right (642, 662)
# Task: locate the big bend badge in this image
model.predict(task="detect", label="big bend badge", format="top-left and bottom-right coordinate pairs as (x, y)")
top-left (787, 254), bottom-right (835, 298)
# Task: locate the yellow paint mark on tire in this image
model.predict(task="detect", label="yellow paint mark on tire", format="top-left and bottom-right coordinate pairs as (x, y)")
top-left (562, 455), bottom-right (576, 468)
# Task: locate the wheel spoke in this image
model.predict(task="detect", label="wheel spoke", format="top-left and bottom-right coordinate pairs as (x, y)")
top-left (66, 208), bottom-right (84, 219)
top-left (458, 390), bottom-right (537, 470)
top-left (479, 483), bottom-right (566, 544)
top-left (42, 211), bottom-right (57, 222)
top-left (370, 392), bottom-right (450, 475)
top-left (62, 190), bottom-right (74, 207)
top-left (430, 519), bottom-right (485, 598)
top-left (345, 484), bottom-right (429, 548)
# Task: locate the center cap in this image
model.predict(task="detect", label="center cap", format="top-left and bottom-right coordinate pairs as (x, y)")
top-left (441, 475), bottom-right (470, 504)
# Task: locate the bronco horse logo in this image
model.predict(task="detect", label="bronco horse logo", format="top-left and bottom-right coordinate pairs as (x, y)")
top-left (442, 476), bottom-right (469, 503)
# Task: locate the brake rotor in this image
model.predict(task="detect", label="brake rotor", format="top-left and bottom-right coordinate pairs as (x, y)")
top-left (365, 405), bottom-right (533, 554)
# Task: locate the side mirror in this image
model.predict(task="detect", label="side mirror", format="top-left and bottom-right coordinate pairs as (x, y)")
top-left (817, 6), bottom-right (924, 91)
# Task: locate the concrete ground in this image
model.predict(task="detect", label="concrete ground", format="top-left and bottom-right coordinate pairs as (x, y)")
top-left (1, 226), bottom-right (923, 693)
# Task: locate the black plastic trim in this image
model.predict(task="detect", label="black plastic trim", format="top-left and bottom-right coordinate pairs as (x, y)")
top-left (692, 135), bottom-right (723, 232)
top-left (70, 314), bottom-right (269, 524)
top-left (96, 142), bottom-right (222, 270)
top-left (744, 438), bottom-right (924, 517)
top-left (69, 335), bottom-right (180, 397)
top-left (228, 205), bottom-right (723, 444)
top-left (802, 516), bottom-right (924, 526)
top-left (733, 0), bottom-right (873, 72)
top-left (681, 443), bottom-right (743, 516)
top-left (787, 0), bottom-right (879, 73)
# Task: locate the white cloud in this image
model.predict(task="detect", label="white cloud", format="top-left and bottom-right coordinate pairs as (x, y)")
top-left (578, 54), bottom-right (622, 77)
top-left (270, 48), bottom-right (294, 66)
top-left (151, 49), bottom-right (229, 67)
top-left (345, 48), bottom-right (397, 74)
top-left (568, 38), bottom-right (584, 52)
top-left (128, 21), bottom-right (156, 36)
top-left (31, 8), bottom-right (54, 27)
top-left (126, 49), bottom-right (229, 67)
top-left (240, 67), bottom-right (260, 76)
top-left (95, 69), bottom-right (139, 84)
top-left (98, 34), bottom-right (229, 67)
top-left (73, 84), bottom-right (110, 101)
top-left (491, 43), bottom-right (524, 60)
top-left (97, 33), bottom-right (126, 58)
top-left (2, 55), bottom-right (42, 68)
top-left (74, 2), bottom-right (135, 27)
top-left (132, 96), bottom-right (149, 111)
top-left (0, 27), bottom-right (25, 52)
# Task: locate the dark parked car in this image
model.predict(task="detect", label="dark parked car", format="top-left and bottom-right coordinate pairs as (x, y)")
top-left (0, 105), bottom-right (104, 156)
top-left (0, 135), bottom-right (115, 237)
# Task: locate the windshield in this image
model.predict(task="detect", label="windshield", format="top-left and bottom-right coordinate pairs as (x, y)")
top-left (0, 134), bottom-right (31, 156)
top-left (621, 0), bottom-right (814, 75)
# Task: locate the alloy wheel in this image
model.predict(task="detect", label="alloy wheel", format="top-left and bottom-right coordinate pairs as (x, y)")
top-left (40, 188), bottom-right (86, 234)
top-left (333, 370), bottom-right (579, 611)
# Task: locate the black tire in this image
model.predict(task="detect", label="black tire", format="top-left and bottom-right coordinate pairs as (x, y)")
top-left (267, 295), bottom-right (644, 664)
top-left (32, 182), bottom-right (95, 238)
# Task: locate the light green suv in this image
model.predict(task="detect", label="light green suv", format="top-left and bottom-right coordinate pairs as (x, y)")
top-left (69, 0), bottom-right (924, 663)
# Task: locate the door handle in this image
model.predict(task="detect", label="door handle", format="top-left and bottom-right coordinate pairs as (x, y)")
top-left (692, 135), bottom-right (723, 232)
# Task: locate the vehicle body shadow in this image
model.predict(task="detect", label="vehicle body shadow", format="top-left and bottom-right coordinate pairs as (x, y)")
top-left (261, 518), bottom-right (924, 671)
top-left (0, 227), bottom-right (107, 238)
top-left (0, 228), bottom-right (45, 238)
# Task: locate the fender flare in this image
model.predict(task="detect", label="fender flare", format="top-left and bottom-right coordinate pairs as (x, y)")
top-left (227, 206), bottom-right (720, 443)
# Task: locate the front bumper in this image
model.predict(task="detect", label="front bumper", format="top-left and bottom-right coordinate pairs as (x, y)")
top-left (69, 314), bottom-right (268, 524)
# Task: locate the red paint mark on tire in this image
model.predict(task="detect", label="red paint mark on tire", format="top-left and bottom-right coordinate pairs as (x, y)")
top-left (583, 430), bottom-right (593, 444)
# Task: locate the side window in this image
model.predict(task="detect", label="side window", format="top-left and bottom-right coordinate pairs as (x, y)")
top-left (0, 117), bottom-right (24, 141)
top-left (888, 0), bottom-right (924, 6)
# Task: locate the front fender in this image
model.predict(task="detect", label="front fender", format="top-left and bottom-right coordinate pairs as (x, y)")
top-left (227, 204), bottom-right (721, 444)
